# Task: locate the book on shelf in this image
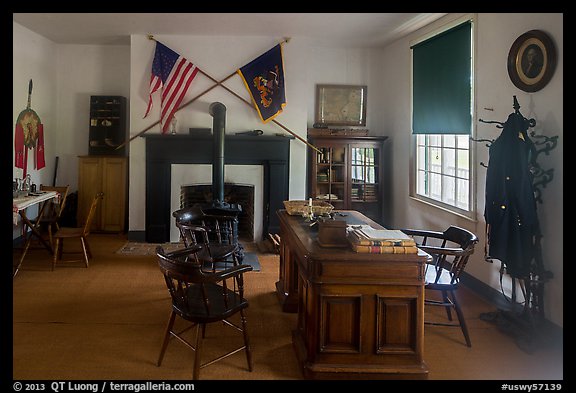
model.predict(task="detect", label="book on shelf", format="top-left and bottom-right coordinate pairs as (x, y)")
top-left (351, 243), bottom-right (418, 254)
top-left (348, 225), bottom-right (417, 247)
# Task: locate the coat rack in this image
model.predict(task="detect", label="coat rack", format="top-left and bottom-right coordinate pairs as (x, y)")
top-left (472, 96), bottom-right (558, 353)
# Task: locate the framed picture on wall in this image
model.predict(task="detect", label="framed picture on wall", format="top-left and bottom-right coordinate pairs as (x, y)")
top-left (315, 84), bottom-right (367, 127)
top-left (507, 30), bottom-right (557, 93)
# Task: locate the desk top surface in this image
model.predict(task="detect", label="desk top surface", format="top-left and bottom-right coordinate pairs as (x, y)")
top-left (13, 190), bottom-right (58, 211)
top-left (278, 209), bottom-right (429, 262)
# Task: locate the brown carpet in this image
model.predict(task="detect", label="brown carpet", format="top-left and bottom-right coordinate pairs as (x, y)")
top-left (13, 233), bottom-right (563, 380)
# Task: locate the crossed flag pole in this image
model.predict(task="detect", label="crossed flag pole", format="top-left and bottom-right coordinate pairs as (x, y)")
top-left (117, 35), bottom-right (320, 153)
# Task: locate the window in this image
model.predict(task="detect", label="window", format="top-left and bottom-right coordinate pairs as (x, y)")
top-left (416, 134), bottom-right (470, 210)
top-left (411, 18), bottom-right (474, 215)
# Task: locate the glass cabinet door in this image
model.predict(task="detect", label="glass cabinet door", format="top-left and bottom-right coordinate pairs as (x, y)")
top-left (350, 146), bottom-right (380, 217)
top-left (308, 134), bottom-right (386, 225)
top-left (314, 145), bottom-right (346, 209)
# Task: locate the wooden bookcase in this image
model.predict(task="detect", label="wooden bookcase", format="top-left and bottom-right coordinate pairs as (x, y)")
top-left (307, 133), bottom-right (387, 224)
top-left (89, 96), bottom-right (126, 156)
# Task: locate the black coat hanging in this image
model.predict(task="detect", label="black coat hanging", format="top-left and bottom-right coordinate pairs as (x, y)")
top-left (484, 98), bottom-right (540, 278)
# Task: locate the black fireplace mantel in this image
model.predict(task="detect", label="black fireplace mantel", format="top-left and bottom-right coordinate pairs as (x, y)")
top-left (143, 134), bottom-right (293, 243)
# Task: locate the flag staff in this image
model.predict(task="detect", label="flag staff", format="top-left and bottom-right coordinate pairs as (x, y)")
top-left (116, 35), bottom-right (235, 149)
top-left (118, 35), bottom-right (320, 154)
top-left (196, 68), bottom-right (320, 153)
top-left (195, 43), bottom-right (322, 153)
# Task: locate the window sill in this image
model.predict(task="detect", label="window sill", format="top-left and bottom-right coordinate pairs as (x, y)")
top-left (409, 195), bottom-right (477, 222)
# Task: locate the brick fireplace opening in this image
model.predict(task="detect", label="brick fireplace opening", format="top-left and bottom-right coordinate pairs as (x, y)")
top-left (170, 163), bottom-right (263, 243)
top-left (180, 183), bottom-right (255, 241)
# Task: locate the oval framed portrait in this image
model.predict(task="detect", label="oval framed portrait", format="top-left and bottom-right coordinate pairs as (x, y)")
top-left (507, 30), bottom-right (557, 93)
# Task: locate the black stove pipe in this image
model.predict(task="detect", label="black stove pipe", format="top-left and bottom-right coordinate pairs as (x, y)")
top-left (207, 102), bottom-right (243, 258)
top-left (209, 102), bottom-right (226, 206)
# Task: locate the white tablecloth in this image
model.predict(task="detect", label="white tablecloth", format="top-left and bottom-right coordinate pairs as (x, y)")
top-left (13, 191), bottom-right (58, 225)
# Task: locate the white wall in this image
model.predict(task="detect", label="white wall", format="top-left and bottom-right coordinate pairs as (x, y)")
top-left (127, 35), bottom-right (376, 233)
top-left (13, 23), bottom-right (131, 193)
top-left (13, 23), bottom-right (58, 189)
top-left (13, 22), bottom-right (58, 236)
top-left (13, 22), bottom-right (130, 237)
top-left (55, 44), bottom-right (130, 191)
top-left (379, 13), bottom-right (563, 327)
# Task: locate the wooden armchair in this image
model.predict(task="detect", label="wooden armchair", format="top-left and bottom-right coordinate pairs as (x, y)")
top-left (172, 206), bottom-right (240, 271)
top-left (402, 225), bottom-right (478, 347)
top-left (156, 245), bottom-right (253, 379)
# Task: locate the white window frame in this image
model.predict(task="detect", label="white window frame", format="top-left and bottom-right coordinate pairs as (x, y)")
top-left (409, 14), bottom-right (477, 220)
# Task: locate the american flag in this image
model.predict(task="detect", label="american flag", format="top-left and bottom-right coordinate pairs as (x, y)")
top-left (144, 42), bottom-right (199, 133)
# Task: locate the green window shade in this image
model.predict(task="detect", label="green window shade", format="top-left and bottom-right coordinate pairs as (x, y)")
top-left (412, 21), bottom-right (471, 134)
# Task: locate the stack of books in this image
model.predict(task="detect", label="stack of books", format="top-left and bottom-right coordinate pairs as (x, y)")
top-left (348, 225), bottom-right (418, 254)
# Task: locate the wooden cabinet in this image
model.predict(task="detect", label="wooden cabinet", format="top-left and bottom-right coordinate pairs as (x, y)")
top-left (78, 156), bottom-right (127, 232)
top-left (308, 133), bottom-right (387, 224)
top-left (89, 96), bottom-right (126, 156)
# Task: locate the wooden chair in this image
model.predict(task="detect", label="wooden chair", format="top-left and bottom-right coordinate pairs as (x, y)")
top-left (401, 225), bottom-right (479, 347)
top-left (32, 184), bottom-right (70, 248)
top-left (16, 184), bottom-right (70, 272)
top-left (52, 192), bottom-right (103, 270)
top-left (172, 206), bottom-right (240, 271)
top-left (156, 245), bottom-right (253, 379)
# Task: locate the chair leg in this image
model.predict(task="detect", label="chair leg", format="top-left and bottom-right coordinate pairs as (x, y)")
top-left (15, 231), bottom-right (34, 276)
top-left (80, 237), bottom-right (90, 268)
top-left (193, 323), bottom-right (204, 380)
top-left (84, 236), bottom-right (93, 259)
top-left (52, 238), bottom-right (61, 271)
top-left (157, 311), bottom-right (176, 366)
top-left (232, 250), bottom-right (240, 267)
top-left (48, 225), bottom-right (54, 249)
top-left (450, 290), bottom-right (472, 347)
top-left (240, 309), bottom-right (253, 371)
top-left (442, 290), bottom-right (453, 321)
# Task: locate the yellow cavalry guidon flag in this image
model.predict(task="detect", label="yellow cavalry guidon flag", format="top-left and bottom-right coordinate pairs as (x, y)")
top-left (237, 43), bottom-right (286, 123)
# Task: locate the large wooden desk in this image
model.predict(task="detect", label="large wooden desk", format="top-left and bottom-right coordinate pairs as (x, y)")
top-left (276, 210), bottom-right (429, 379)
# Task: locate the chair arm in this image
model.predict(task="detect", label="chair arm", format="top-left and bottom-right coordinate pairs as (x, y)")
top-left (178, 223), bottom-right (209, 233)
top-left (202, 264), bottom-right (254, 283)
top-left (202, 213), bottom-right (238, 222)
top-left (162, 245), bottom-right (203, 258)
top-left (401, 228), bottom-right (445, 239)
top-left (418, 245), bottom-right (467, 256)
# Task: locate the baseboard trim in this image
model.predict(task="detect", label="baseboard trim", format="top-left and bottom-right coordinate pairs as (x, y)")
top-left (460, 271), bottom-right (563, 335)
top-left (127, 230), bottom-right (146, 242)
